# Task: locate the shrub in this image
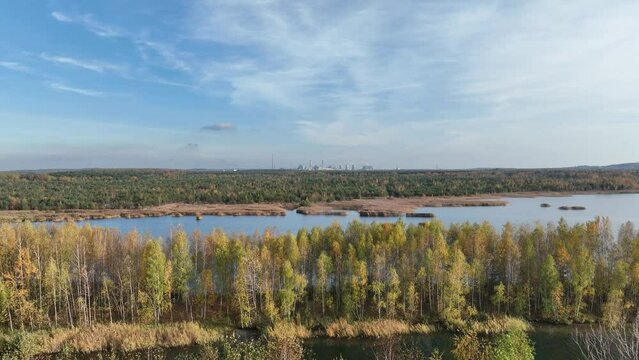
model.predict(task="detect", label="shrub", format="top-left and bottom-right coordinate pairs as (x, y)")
top-left (325, 319), bottom-right (434, 338)
top-left (0, 322), bottom-right (221, 357)
top-left (488, 330), bottom-right (535, 360)
top-left (265, 321), bottom-right (311, 340)
top-left (468, 316), bottom-right (531, 335)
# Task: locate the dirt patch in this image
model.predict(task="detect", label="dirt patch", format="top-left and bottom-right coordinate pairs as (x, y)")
top-left (299, 195), bottom-right (508, 217)
top-left (0, 203), bottom-right (288, 222)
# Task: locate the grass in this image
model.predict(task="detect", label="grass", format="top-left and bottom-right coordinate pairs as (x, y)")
top-left (264, 321), bottom-right (312, 340)
top-left (325, 319), bottom-right (434, 338)
top-left (0, 317), bottom-right (530, 357)
top-left (0, 322), bottom-right (221, 357)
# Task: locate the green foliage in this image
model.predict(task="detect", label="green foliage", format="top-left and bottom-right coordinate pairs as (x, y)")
top-left (141, 240), bottom-right (171, 324)
top-left (171, 230), bottom-right (193, 299)
top-left (488, 330), bottom-right (535, 360)
top-left (491, 283), bottom-right (506, 314)
top-left (0, 331), bottom-right (39, 360)
top-left (452, 332), bottom-right (491, 360)
top-left (452, 329), bottom-right (534, 360)
top-left (0, 169), bottom-right (637, 210)
top-left (540, 255), bottom-right (563, 321)
top-left (0, 215), bottom-right (635, 358)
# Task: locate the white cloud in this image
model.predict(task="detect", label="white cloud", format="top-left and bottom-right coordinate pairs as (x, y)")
top-left (51, 11), bottom-right (191, 73)
top-left (0, 61), bottom-right (32, 73)
top-left (50, 11), bottom-right (72, 22)
top-left (41, 53), bottom-right (127, 74)
top-left (47, 82), bottom-right (105, 97)
top-left (187, 0), bottom-right (639, 159)
top-left (51, 11), bottom-right (124, 37)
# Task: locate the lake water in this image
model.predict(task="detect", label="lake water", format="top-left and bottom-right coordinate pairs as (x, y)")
top-left (68, 194), bottom-right (639, 237)
top-left (85, 325), bottom-right (581, 359)
top-left (307, 325), bottom-right (581, 360)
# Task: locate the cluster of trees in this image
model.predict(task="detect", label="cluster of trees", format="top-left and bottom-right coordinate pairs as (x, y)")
top-left (0, 217), bottom-right (638, 332)
top-left (1, 169), bottom-right (638, 210)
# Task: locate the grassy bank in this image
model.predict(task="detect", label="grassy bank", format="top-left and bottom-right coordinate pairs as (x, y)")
top-left (0, 322), bottom-right (221, 358)
top-left (467, 316), bottom-right (532, 334)
top-left (325, 319), bottom-right (434, 338)
top-left (0, 317), bottom-right (532, 358)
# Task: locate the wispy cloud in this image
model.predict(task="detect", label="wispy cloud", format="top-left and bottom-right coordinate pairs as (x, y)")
top-left (41, 53), bottom-right (127, 74)
top-left (188, 0), bottom-right (639, 152)
top-left (0, 61), bottom-right (32, 73)
top-left (47, 82), bottom-right (105, 97)
top-left (51, 11), bottom-right (124, 38)
top-left (51, 10), bottom-right (191, 73)
top-left (202, 123), bottom-right (236, 132)
top-left (135, 40), bottom-right (192, 73)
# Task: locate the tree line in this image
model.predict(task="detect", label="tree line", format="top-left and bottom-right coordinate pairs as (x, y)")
top-left (1, 168), bottom-right (638, 210)
top-left (0, 217), bottom-right (637, 333)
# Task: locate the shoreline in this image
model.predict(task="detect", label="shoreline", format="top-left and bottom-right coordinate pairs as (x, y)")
top-left (0, 190), bottom-right (635, 222)
top-left (0, 317), bottom-right (584, 358)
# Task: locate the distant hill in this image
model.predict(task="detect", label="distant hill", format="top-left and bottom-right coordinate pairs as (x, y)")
top-left (570, 162), bottom-right (639, 171)
top-left (604, 162), bottom-right (639, 170)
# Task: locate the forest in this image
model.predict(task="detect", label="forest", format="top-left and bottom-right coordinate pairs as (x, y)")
top-left (1, 168), bottom-right (638, 210)
top-left (0, 217), bottom-right (638, 358)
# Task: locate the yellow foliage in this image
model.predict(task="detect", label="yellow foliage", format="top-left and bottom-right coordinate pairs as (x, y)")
top-left (325, 319), bottom-right (434, 338)
top-left (468, 316), bottom-right (532, 335)
top-left (265, 321), bottom-right (312, 339)
top-left (0, 322), bottom-right (221, 355)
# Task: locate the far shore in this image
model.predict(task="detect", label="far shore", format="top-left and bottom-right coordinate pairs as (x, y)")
top-left (0, 190), bottom-right (635, 222)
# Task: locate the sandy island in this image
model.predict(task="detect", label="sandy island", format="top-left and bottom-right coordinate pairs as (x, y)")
top-left (0, 190), bottom-right (633, 222)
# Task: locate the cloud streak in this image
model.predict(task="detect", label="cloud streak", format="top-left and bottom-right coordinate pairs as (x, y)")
top-left (51, 11), bottom-right (192, 73)
top-left (202, 123), bottom-right (236, 132)
top-left (41, 53), bottom-right (126, 74)
top-left (51, 11), bottom-right (124, 38)
top-left (0, 61), bottom-right (32, 73)
top-left (47, 82), bottom-right (105, 97)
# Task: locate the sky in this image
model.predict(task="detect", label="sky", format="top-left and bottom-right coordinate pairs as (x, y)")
top-left (1, 0), bottom-right (638, 170)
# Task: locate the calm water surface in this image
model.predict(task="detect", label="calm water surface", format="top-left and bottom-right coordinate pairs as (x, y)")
top-left (68, 194), bottom-right (639, 237)
top-left (307, 325), bottom-right (581, 360)
top-left (97, 325), bottom-right (580, 359)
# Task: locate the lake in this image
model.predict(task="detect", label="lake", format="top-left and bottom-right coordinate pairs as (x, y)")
top-left (307, 324), bottom-right (582, 359)
top-left (91, 324), bottom-right (582, 359)
top-left (66, 194), bottom-right (639, 238)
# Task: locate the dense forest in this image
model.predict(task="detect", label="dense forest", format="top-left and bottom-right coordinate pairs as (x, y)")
top-left (1, 169), bottom-right (638, 210)
top-left (0, 217), bottom-right (637, 334)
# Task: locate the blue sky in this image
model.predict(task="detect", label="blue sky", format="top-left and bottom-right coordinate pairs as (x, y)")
top-left (1, 0), bottom-right (638, 170)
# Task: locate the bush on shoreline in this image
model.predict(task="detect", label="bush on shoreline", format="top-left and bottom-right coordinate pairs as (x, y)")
top-left (468, 316), bottom-right (532, 335)
top-left (325, 319), bottom-right (434, 338)
top-left (265, 321), bottom-right (312, 340)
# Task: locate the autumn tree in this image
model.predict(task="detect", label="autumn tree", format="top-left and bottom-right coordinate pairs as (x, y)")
top-left (140, 240), bottom-right (171, 324)
top-left (316, 251), bottom-right (332, 317)
top-left (171, 230), bottom-right (193, 320)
